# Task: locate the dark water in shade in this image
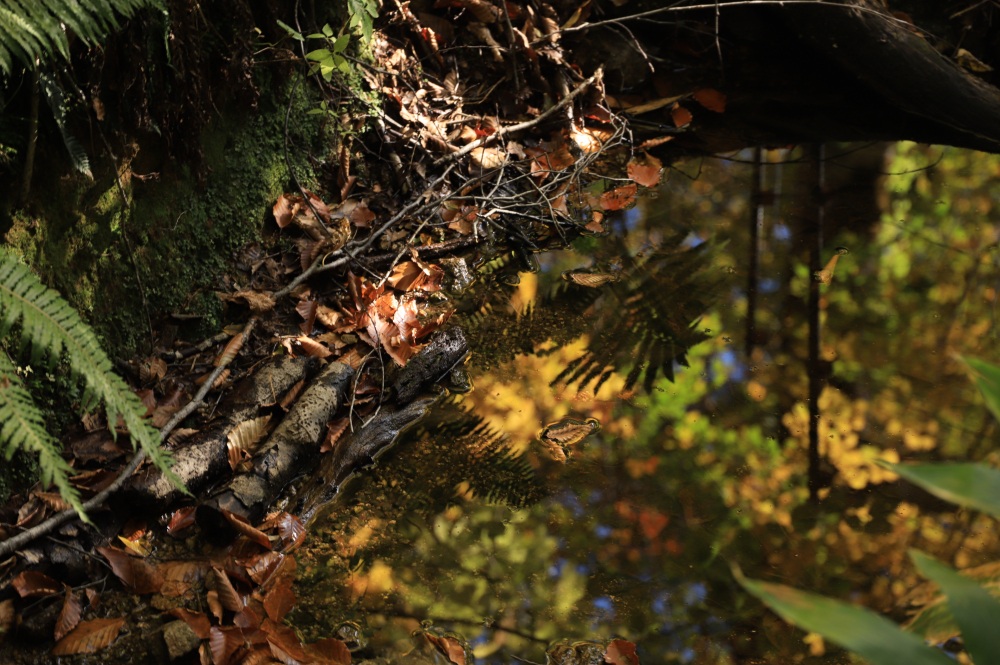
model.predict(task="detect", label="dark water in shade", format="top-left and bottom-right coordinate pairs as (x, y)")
top-left (290, 143), bottom-right (1000, 664)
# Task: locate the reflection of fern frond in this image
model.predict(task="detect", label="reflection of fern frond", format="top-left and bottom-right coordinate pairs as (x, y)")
top-left (553, 235), bottom-right (717, 392)
top-left (389, 399), bottom-right (544, 515)
top-left (0, 0), bottom-right (163, 74)
top-left (0, 249), bottom-right (177, 518)
top-left (460, 233), bottom-right (717, 393)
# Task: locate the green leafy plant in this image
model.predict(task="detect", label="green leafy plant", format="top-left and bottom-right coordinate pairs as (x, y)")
top-left (0, 0), bottom-right (164, 75)
top-left (738, 356), bottom-right (1000, 665)
top-left (0, 248), bottom-right (176, 518)
top-left (277, 0), bottom-right (378, 83)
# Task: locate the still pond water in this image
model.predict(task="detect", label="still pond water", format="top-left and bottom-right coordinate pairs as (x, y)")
top-left (290, 143), bottom-right (1000, 664)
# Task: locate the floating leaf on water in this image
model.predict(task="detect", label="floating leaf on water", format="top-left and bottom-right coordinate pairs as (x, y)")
top-left (561, 268), bottom-right (620, 288)
top-left (539, 417), bottom-right (601, 461)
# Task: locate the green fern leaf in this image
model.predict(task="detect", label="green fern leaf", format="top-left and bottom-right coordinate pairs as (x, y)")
top-left (0, 0), bottom-right (164, 74)
top-left (0, 352), bottom-right (86, 517)
top-left (0, 249), bottom-right (184, 515)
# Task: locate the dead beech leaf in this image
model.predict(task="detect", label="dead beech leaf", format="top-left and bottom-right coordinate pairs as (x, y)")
top-left (469, 146), bottom-right (507, 170)
top-left (627, 153), bottom-right (664, 188)
top-left (539, 417), bottom-right (601, 462)
top-left (118, 534), bottom-right (152, 557)
top-left (245, 552), bottom-right (287, 586)
top-left (215, 332), bottom-right (245, 367)
top-left (671, 103), bottom-right (693, 128)
top-left (221, 510), bottom-right (274, 550)
top-left (138, 356), bottom-right (167, 384)
top-left (322, 418), bottom-right (351, 453)
top-left (12, 570), bottom-right (61, 598)
top-left (0, 599), bottom-right (14, 640)
top-left (637, 135), bottom-right (674, 151)
top-left (263, 576), bottom-right (296, 622)
top-left (51, 617), bottom-right (126, 656)
top-left (209, 625), bottom-right (243, 665)
top-left (213, 567), bottom-right (245, 612)
top-left (272, 194), bottom-right (295, 229)
top-left (168, 608), bottom-right (211, 640)
top-left (425, 633), bottom-right (468, 665)
top-left (296, 300), bottom-right (318, 335)
top-left (206, 589), bottom-right (224, 623)
top-left (605, 638), bottom-right (640, 665)
top-left (274, 512), bottom-right (307, 551)
top-left (570, 126), bottom-right (605, 154)
top-left (55, 587), bottom-right (83, 641)
top-left (348, 199), bottom-right (376, 228)
top-left (151, 387), bottom-right (186, 428)
top-left (232, 290), bottom-right (276, 314)
top-left (295, 335), bottom-right (333, 359)
top-left (561, 269), bottom-right (620, 288)
top-left (599, 183), bottom-right (638, 211)
top-left (97, 546), bottom-right (163, 594)
top-left (692, 87), bottom-right (727, 113)
top-left (227, 416), bottom-right (272, 470)
top-left (305, 637), bottom-right (352, 665)
top-left (159, 560), bottom-right (208, 597)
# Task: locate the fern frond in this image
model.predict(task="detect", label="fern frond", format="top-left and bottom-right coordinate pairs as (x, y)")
top-left (0, 249), bottom-right (182, 515)
top-left (0, 0), bottom-right (164, 75)
top-left (0, 352), bottom-right (86, 517)
top-left (39, 72), bottom-right (92, 177)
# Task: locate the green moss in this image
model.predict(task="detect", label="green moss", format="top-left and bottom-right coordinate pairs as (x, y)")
top-left (3, 77), bottom-right (326, 358)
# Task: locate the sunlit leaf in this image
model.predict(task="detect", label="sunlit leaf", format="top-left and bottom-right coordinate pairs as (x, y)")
top-left (227, 415), bottom-right (272, 470)
top-left (167, 506), bottom-right (197, 537)
top-left (221, 510), bottom-right (274, 550)
top-left (51, 617), bottom-right (126, 656)
top-left (884, 462), bottom-right (1000, 519)
top-left (737, 570), bottom-right (952, 665)
top-left (910, 550), bottom-right (1000, 665)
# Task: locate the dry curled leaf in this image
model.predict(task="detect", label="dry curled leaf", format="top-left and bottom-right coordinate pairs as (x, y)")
top-left (227, 416), bottom-right (272, 470)
top-left (425, 633), bottom-right (467, 665)
top-left (215, 332), bottom-right (245, 367)
top-left (51, 617), bottom-right (126, 656)
top-left (561, 269), bottom-right (620, 288)
top-left (469, 146), bottom-right (507, 170)
top-left (12, 570), bottom-right (60, 598)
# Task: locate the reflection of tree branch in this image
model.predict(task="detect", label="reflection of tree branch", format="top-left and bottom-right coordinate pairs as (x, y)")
top-left (375, 609), bottom-right (549, 644)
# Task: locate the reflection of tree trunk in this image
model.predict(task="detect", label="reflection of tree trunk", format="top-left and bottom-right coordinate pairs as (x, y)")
top-left (807, 144), bottom-right (825, 502)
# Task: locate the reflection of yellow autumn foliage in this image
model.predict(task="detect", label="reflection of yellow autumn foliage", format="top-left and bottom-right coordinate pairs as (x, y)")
top-left (782, 388), bottom-right (899, 490)
top-left (466, 337), bottom-right (629, 454)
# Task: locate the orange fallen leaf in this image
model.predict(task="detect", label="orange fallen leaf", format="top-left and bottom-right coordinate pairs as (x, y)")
top-left (98, 547), bottom-right (163, 594)
top-left (13, 570), bottom-right (61, 598)
top-left (693, 88), bottom-right (726, 113)
top-left (599, 183), bottom-right (638, 211)
top-left (54, 587), bottom-right (82, 641)
top-left (605, 638), bottom-right (640, 665)
top-left (627, 153), bottom-right (663, 188)
top-left (671, 104), bottom-right (693, 127)
top-left (51, 617), bottom-right (126, 656)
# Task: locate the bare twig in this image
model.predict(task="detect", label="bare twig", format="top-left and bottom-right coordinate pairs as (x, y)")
top-left (433, 70), bottom-right (602, 167)
top-left (0, 317), bottom-right (260, 559)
